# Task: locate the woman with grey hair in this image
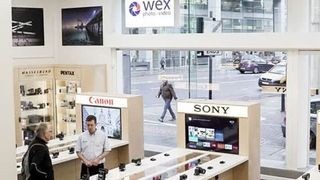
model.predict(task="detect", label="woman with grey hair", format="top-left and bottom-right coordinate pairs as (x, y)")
top-left (22, 123), bottom-right (54, 180)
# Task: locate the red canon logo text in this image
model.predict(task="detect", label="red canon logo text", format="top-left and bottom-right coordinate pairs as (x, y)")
top-left (89, 97), bottom-right (114, 105)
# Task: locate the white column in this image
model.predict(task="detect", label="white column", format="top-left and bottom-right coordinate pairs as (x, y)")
top-left (286, 51), bottom-right (310, 169)
top-left (0, 1), bottom-right (16, 179)
top-left (286, 0), bottom-right (310, 169)
top-left (287, 0), bottom-right (310, 32)
top-left (106, 0), bottom-right (124, 93)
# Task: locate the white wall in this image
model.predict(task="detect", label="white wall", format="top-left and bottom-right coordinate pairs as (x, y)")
top-left (56, 0), bottom-right (121, 64)
top-left (55, 0), bottom-right (123, 93)
top-left (12, 0), bottom-right (56, 65)
top-left (11, 0), bottom-right (124, 93)
top-left (0, 0), bottom-right (17, 179)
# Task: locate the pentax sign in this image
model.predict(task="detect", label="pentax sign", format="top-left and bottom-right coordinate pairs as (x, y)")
top-left (76, 95), bottom-right (128, 108)
top-left (125, 0), bottom-right (175, 27)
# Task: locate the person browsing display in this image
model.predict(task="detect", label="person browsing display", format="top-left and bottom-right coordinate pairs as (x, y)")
top-left (21, 123), bottom-right (54, 180)
top-left (76, 115), bottom-right (111, 178)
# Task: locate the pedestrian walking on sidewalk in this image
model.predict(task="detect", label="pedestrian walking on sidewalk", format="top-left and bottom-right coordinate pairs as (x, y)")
top-left (157, 80), bottom-right (178, 122)
top-left (160, 58), bottom-right (166, 70)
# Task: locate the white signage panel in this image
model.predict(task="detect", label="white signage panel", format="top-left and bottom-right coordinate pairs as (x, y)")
top-left (175, 82), bottom-right (220, 91)
top-left (125, 0), bottom-right (175, 27)
top-left (76, 95), bottom-right (128, 108)
top-left (158, 74), bottom-right (183, 81)
top-left (177, 102), bottom-right (248, 118)
top-left (203, 50), bottom-right (222, 56)
top-left (261, 86), bottom-right (286, 94)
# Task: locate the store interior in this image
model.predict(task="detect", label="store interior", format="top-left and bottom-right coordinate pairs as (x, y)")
top-left (1, 0), bottom-right (320, 180)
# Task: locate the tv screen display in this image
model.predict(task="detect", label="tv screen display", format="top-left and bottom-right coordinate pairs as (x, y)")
top-left (185, 114), bottom-right (239, 154)
top-left (82, 105), bottom-right (121, 140)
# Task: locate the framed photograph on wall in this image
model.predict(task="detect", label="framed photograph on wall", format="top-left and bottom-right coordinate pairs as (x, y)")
top-left (12, 7), bottom-right (44, 47)
top-left (62, 6), bottom-right (103, 46)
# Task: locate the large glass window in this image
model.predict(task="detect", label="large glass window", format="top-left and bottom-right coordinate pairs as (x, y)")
top-left (311, 0), bottom-right (320, 32)
top-left (125, 49), bottom-right (289, 169)
top-left (122, 0), bottom-right (287, 34)
top-left (221, 0), bottom-right (241, 12)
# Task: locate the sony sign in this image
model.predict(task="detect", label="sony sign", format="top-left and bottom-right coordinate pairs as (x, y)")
top-left (125, 0), bottom-right (175, 27)
top-left (178, 102), bottom-right (248, 117)
top-left (194, 104), bottom-right (230, 115)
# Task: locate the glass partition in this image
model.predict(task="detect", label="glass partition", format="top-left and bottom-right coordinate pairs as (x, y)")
top-left (122, 0), bottom-right (287, 34)
top-left (126, 49), bottom-right (289, 169)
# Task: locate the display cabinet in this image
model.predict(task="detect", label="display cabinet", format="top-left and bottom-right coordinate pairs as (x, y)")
top-left (14, 65), bottom-right (108, 146)
top-left (54, 67), bottom-right (81, 136)
top-left (55, 80), bottom-right (80, 135)
top-left (14, 67), bottom-right (55, 146)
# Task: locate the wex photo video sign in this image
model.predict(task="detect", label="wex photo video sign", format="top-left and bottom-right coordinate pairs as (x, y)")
top-left (125, 0), bottom-right (175, 27)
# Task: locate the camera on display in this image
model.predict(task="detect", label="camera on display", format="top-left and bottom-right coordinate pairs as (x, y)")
top-left (56, 132), bottom-right (64, 140)
top-left (52, 152), bottom-right (59, 159)
top-left (131, 158), bottom-right (141, 166)
top-left (97, 168), bottom-right (108, 180)
top-left (68, 147), bottom-right (75, 154)
top-left (80, 174), bottom-right (89, 180)
top-left (179, 174), bottom-right (188, 180)
top-left (301, 173), bottom-right (310, 180)
top-left (26, 88), bottom-right (42, 96)
top-left (194, 167), bottom-right (206, 176)
top-left (21, 101), bottom-right (50, 111)
top-left (119, 163), bottom-right (126, 171)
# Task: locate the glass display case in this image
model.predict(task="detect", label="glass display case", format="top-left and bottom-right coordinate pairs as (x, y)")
top-left (55, 80), bottom-right (80, 136)
top-left (18, 79), bottom-right (54, 145)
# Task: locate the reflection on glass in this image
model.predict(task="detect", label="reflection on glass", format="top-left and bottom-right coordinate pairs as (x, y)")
top-left (127, 152), bottom-right (204, 179)
top-left (147, 154), bottom-right (217, 180)
top-left (123, 0), bottom-right (282, 34)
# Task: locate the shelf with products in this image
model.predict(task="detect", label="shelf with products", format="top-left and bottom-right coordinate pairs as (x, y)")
top-left (14, 65), bottom-right (108, 147)
top-left (17, 79), bottom-right (54, 146)
top-left (55, 80), bottom-right (81, 136)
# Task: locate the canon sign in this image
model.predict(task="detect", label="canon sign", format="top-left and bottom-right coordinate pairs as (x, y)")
top-left (89, 97), bottom-right (114, 106)
top-left (194, 104), bottom-right (230, 115)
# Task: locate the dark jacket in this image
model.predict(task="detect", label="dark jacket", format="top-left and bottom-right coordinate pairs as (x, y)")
top-left (158, 81), bottom-right (177, 100)
top-left (28, 136), bottom-right (54, 180)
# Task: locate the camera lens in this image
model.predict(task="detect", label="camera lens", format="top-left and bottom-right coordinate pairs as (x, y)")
top-left (179, 174), bottom-right (187, 180)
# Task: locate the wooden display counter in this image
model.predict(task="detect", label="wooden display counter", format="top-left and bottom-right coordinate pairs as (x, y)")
top-left (176, 99), bottom-right (260, 180)
top-left (17, 136), bottom-right (129, 180)
top-left (296, 166), bottom-right (320, 180)
top-left (16, 92), bottom-right (144, 180)
top-left (75, 93), bottom-right (144, 162)
top-left (90, 148), bottom-right (248, 180)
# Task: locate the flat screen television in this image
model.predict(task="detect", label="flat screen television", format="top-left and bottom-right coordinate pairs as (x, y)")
top-left (185, 114), bottom-right (239, 154)
top-left (82, 105), bottom-right (121, 140)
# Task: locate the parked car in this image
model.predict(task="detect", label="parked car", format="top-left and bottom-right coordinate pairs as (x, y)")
top-left (281, 95), bottom-right (320, 149)
top-left (270, 56), bottom-right (281, 64)
top-left (238, 55), bottom-right (274, 74)
top-left (258, 63), bottom-right (286, 87)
